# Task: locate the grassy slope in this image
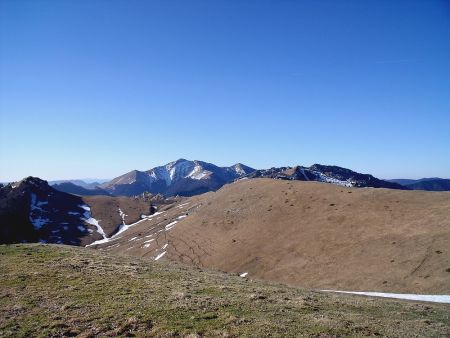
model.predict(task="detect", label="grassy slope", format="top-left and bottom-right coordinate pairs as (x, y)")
top-left (166, 179), bottom-right (450, 293)
top-left (1, 244), bottom-right (449, 337)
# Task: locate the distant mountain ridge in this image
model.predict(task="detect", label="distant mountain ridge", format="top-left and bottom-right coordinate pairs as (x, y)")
top-left (388, 178), bottom-right (450, 191)
top-left (49, 179), bottom-right (109, 189)
top-left (99, 159), bottom-right (408, 197)
top-left (245, 164), bottom-right (407, 190)
top-left (100, 159), bottom-right (255, 197)
top-left (52, 182), bottom-right (111, 196)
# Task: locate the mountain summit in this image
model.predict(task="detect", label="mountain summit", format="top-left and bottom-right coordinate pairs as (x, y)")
top-left (101, 159), bottom-right (255, 196)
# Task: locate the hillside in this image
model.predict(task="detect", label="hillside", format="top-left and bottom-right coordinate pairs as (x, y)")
top-left (1, 244), bottom-right (449, 337)
top-left (92, 179), bottom-right (450, 294)
top-left (0, 177), bottom-right (158, 245)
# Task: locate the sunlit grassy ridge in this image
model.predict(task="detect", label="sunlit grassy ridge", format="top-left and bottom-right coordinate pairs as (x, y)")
top-left (0, 244), bottom-right (449, 337)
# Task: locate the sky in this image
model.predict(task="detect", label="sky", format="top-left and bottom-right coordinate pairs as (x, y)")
top-left (0, 0), bottom-right (449, 181)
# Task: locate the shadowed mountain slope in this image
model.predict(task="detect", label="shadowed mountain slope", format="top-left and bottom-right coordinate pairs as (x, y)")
top-left (0, 177), bottom-right (157, 245)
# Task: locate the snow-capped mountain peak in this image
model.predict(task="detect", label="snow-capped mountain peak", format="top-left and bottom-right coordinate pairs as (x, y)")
top-left (101, 160), bottom-right (255, 197)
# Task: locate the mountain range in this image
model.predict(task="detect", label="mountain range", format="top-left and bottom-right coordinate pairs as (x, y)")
top-left (388, 178), bottom-right (450, 191)
top-left (97, 159), bottom-right (409, 197)
top-left (0, 161), bottom-right (449, 296)
top-left (52, 182), bottom-right (111, 196)
top-left (245, 164), bottom-right (408, 190)
top-left (48, 179), bottom-right (109, 189)
top-left (0, 158), bottom-right (412, 247)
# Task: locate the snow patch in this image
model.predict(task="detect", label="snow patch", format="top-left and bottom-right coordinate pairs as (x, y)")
top-left (118, 208), bottom-right (127, 224)
top-left (165, 221), bottom-right (178, 231)
top-left (155, 251), bottom-right (166, 261)
top-left (176, 202), bottom-right (190, 209)
top-left (188, 164), bottom-right (210, 180)
top-left (29, 194), bottom-right (49, 230)
top-left (79, 204), bottom-right (106, 239)
top-left (30, 194), bottom-right (47, 212)
top-left (233, 165), bottom-right (247, 176)
top-left (79, 204), bottom-right (91, 212)
top-left (31, 217), bottom-right (49, 230)
top-left (84, 217), bottom-right (105, 237)
top-left (321, 290), bottom-right (450, 304)
top-left (313, 172), bottom-right (353, 187)
top-left (87, 211), bottom-right (165, 246)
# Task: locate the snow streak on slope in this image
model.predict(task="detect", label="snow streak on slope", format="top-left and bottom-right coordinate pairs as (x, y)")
top-left (118, 208), bottom-right (127, 224)
top-left (79, 205), bottom-right (106, 239)
top-left (29, 193), bottom-right (50, 230)
top-left (311, 171), bottom-right (354, 187)
top-left (322, 290), bottom-right (450, 304)
top-left (87, 211), bottom-right (165, 246)
top-left (155, 251), bottom-right (166, 260)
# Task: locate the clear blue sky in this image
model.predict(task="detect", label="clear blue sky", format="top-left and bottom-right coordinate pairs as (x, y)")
top-left (1, 0), bottom-right (449, 181)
